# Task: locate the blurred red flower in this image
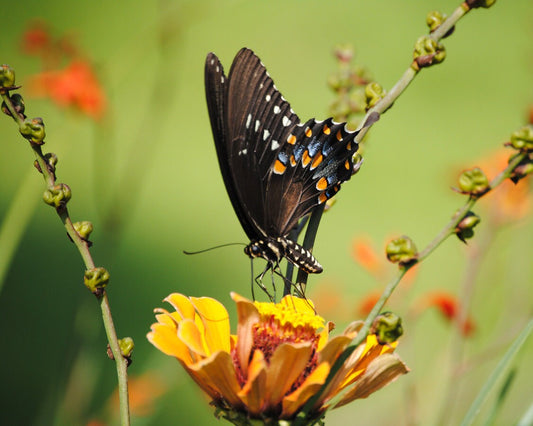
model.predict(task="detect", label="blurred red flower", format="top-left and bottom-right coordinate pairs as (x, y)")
top-left (421, 291), bottom-right (475, 336)
top-left (28, 60), bottom-right (106, 120)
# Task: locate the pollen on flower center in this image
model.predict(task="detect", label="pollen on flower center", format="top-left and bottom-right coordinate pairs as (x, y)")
top-left (252, 298), bottom-right (325, 362)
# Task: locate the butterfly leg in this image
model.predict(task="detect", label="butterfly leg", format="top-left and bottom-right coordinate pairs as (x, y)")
top-left (253, 261), bottom-right (275, 301)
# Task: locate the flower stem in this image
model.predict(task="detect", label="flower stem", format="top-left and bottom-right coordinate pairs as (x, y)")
top-left (1, 87), bottom-right (130, 425)
top-left (298, 3), bottom-right (473, 295)
top-left (295, 4), bottom-right (500, 422)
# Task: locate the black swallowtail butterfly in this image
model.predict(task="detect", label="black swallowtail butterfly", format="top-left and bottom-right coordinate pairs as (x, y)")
top-left (205, 48), bottom-right (363, 278)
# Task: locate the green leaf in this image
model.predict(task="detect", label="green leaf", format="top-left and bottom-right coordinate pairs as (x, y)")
top-left (460, 319), bottom-right (533, 426)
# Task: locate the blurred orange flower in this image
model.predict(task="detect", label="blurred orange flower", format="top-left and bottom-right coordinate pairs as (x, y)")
top-left (467, 149), bottom-right (531, 224)
top-left (28, 60), bottom-right (106, 119)
top-left (147, 293), bottom-right (408, 422)
top-left (110, 372), bottom-right (167, 417)
top-left (21, 21), bottom-right (51, 55)
top-left (421, 291), bottom-right (475, 336)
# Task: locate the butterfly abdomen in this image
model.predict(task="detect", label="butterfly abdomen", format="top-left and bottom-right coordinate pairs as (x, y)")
top-left (244, 238), bottom-right (322, 274)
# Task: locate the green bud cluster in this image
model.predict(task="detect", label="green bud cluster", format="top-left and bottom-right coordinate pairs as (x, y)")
top-left (73, 221), bottom-right (94, 241)
top-left (43, 183), bottom-right (71, 209)
top-left (426, 11), bottom-right (455, 38)
top-left (413, 36), bottom-right (446, 69)
top-left (509, 152), bottom-right (533, 184)
top-left (84, 267), bottom-right (110, 294)
top-left (386, 236), bottom-right (418, 265)
top-left (0, 64), bottom-right (15, 88)
top-left (19, 117), bottom-right (46, 145)
top-left (371, 312), bottom-right (404, 344)
top-left (2, 93), bottom-right (25, 117)
top-left (456, 211), bottom-right (481, 242)
top-left (465, 0), bottom-right (496, 9)
top-left (119, 337), bottom-right (135, 358)
top-left (365, 82), bottom-right (385, 109)
top-left (509, 125), bottom-right (533, 152)
top-left (457, 167), bottom-right (490, 196)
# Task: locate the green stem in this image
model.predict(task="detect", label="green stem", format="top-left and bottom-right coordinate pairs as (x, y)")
top-left (297, 4), bottom-right (473, 296)
top-left (295, 4), bottom-right (510, 420)
top-left (1, 87), bottom-right (130, 425)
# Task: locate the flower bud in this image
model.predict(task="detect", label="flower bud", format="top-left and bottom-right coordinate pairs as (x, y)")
top-left (0, 64), bottom-right (15, 88)
top-left (119, 337), bottom-right (135, 358)
top-left (2, 93), bottom-right (25, 117)
top-left (365, 82), bottom-right (385, 109)
top-left (509, 152), bottom-right (533, 184)
top-left (73, 221), bottom-right (94, 240)
top-left (386, 236), bottom-right (418, 265)
top-left (371, 312), bottom-right (404, 344)
top-left (465, 0), bottom-right (496, 9)
top-left (351, 153), bottom-right (363, 175)
top-left (457, 167), bottom-right (490, 196)
top-left (426, 11), bottom-right (455, 38)
top-left (413, 36), bottom-right (446, 69)
top-left (84, 267), bottom-right (110, 295)
top-left (333, 44), bottom-right (354, 63)
top-left (19, 117), bottom-right (46, 145)
top-left (455, 211), bottom-right (481, 242)
top-left (43, 183), bottom-right (71, 209)
top-left (508, 125), bottom-right (533, 152)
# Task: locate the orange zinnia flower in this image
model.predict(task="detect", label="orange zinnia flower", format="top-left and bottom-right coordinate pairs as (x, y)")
top-left (147, 293), bottom-right (408, 423)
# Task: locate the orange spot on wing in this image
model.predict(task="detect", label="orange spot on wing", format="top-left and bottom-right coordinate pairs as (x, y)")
top-left (336, 130), bottom-right (342, 141)
top-left (316, 177), bottom-right (328, 191)
top-left (311, 153), bottom-right (323, 169)
top-left (290, 155), bottom-right (297, 166)
top-left (318, 193), bottom-right (328, 204)
top-left (305, 127), bottom-right (312, 137)
top-left (287, 134), bottom-right (296, 145)
top-left (323, 125), bottom-right (330, 135)
top-left (302, 151), bottom-right (311, 167)
top-left (273, 159), bottom-right (287, 174)
top-left (345, 160), bottom-right (350, 170)
top-left (346, 141), bottom-right (352, 151)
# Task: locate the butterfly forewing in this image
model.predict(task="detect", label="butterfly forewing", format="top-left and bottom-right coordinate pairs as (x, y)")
top-left (205, 48), bottom-right (363, 276)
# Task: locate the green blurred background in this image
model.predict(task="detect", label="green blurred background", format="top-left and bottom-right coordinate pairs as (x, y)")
top-left (1, 0), bottom-right (532, 425)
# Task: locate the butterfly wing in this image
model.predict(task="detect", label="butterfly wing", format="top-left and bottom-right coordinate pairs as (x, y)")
top-left (205, 48), bottom-right (361, 244)
top-left (206, 48), bottom-right (301, 240)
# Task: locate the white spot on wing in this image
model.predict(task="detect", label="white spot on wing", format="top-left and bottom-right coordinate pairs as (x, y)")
top-left (216, 65), bottom-right (219, 72)
top-left (255, 120), bottom-right (260, 132)
top-left (271, 140), bottom-right (280, 150)
top-left (263, 129), bottom-right (270, 141)
top-left (273, 106), bottom-right (281, 114)
top-left (210, 59), bottom-right (214, 65)
top-left (282, 116), bottom-right (291, 127)
top-left (221, 76), bottom-right (224, 83)
top-left (259, 83), bottom-right (264, 89)
top-left (238, 148), bottom-right (248, 156)
top-left (265, 94), bottom-right (271, 102)
top-left (246, 114), bottom-right (252, 129)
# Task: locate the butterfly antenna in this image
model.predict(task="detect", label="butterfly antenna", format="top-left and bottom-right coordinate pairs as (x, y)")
top-left (183, 242), bottom-right (246, 255)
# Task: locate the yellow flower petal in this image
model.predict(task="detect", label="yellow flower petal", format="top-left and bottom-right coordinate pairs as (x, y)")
top-left (334, 353), bottom-right (409, 408)
top-left (265, 342), bottom-right (313, 407)
top-left (189, 350), bottom-right (244, 409)
top-left (146, 322), bottom-right (193, 364)
top-left (281, 362), bottom-right (330, 418)
top-left (177, 319), bottom-right (207, 359)
top-left (190, 296), bottom-right (231, 354)
top-left (238, 350), bottom-right (268, 416)
top-left (164, 293), bottom-right (196, 320)
top-left (231, 293), bottom-right (260, 374)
